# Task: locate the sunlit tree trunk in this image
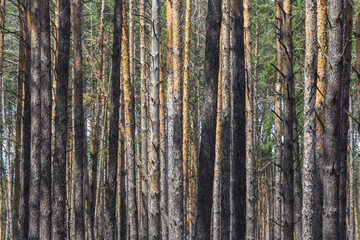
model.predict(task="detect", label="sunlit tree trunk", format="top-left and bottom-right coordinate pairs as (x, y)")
top-left (323, 0), bottom-right (344, 238)
top-left (302, 0), bottom-right (317, 238)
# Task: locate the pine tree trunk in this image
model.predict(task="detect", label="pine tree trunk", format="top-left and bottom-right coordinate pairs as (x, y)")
top-left (302, 0), bottom-right (317, 238)
top-left (40, 0), bottom-right (52, 237)
top-left (73, 0), bottom-right (85, 238)
top-left (282, 0), bottom-right (294, 237)
top-left (339, 2), bottom-right (352, 239)
top-left (122, 3), bottom-right (139, 238)
top-left (356, 12), bottom-right (360, 135)
top-left (231, 0), bottom-right (246, 238)
top-left (274, 2), bottom-right (282, 239)
top-left (348, 88), bottom-right (355, 240)
top-left (194, 0), bottom-right (221, 236)
top-left (18, 1), bottom-right (31, 237)
top-left (323, 0), bottom-right (344, 238)
top-left (29, 0), bottom-right (42, 237)
top-left (168, 0), bottom-right (184, 236)
top-left (149, 0), bottom-right (161, 236)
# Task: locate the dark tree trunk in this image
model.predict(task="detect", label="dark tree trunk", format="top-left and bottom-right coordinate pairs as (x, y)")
top-left (52, 0), bottom-right (70, 238)
top-left (339, 2), bottom-right (352, 239)
top-left (29, 0), bottom-right (42, 238)
top-left (323, 0), bottom-right (344, 238)
top-left (105, 0), bottom-right (122, 238)
top-left (231, 0), bottom-right (246, 238)
top-left (19, 1), bottom-right (31, 238)
top-left (73, 0), bottom-right (85, 238)
top-left (194, 0), bottom-right (221, 237)
top-left (40, 0), bottom-right (52, 238)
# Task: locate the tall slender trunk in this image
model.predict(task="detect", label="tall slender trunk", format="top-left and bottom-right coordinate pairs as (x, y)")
top-left (356, 11), bottom-right (360, 135)
top-left (29, 0), bottom-right (42, 237)
top-left (73, 0), bottom-right (85, 238)
top-left (40, 0), bottom-right (52, 238)
top-left (122, 3), bottom-right (139, 238)
top-left (323, 0), bottom-right (343, 238)
top-left (5, 103), bottom-right (13, 240)
top-left (339, 2), bottom-right (352, 239)
top-left (149, 0), bottom-right (161, 236)
top-left (139, 0), bottom-right (148, 236)
top-left (244, 0), bottom-right (255, 238)
top-left (168, 0), bottom-right (184, 235)
top-left (315, 0), bottom-right (327, 238)
top-left (348, 88), bottom-right (355, 240)
top-left (231, 0), bottom-right (246, 238)
top-left (274, 1), bottom-right (282, 239)
top-left (105, 0), bottom-right (122, 239)
top-left (18, 1), bottom-right (31, 238)
top-left (282, 0), bottom-right (294, 237)
top-left (302, 0), bottom-right (317, 238)
top-left (194, 0), bottom-right (221, 236)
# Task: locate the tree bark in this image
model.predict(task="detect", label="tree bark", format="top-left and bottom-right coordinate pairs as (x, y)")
top-left (149, 0), bottom-right (161, 236)
top-left (323, 0), bottom-right (344, 238)
top-left (105, 0), bottom-right (122, 238)
top-left (231, 0), bottom-right (246, 238)
top-left (29, 0), bottom-right (42, 237)
top-left (40, 0), bottom-right (52, 238)
top-left (73, 0), bottom-right (85, 238)
top-left (282, 0), bottom-right (295, 238)
top-left (168, 0), bottom-right (184, 236)
top-left (348, 87), bottom-right (355, 240)
top-left (302, 0), bottom-right (317, 238)
top-left (194, 0), bottom-right (221, 236)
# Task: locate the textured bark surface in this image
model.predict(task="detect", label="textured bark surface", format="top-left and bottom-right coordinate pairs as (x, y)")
top-left (357, 15), bottom-right (360, 135)
top-left (339, 2), bottom-right (352, 239)
top-left (282, 0), bottom-right (294, 238)
top-left (73, 0), bottom-right (85, 238)
top-left (231, 0), bottom-right (246, 238)
top-left (122, 4), bottom-right (139, 238)
top-left (29, 0), bottom-right (42, 238)
top-left (105, 0), bottom-right (122, 238)
top-left (302, 0), bottom-right (317, 238)
top-left (40, 0), bottom-right (52, 238)
top-left (323, 0), bottom-right (343, 238)
top-left (349, 90), bottom-right (355, 240)
top-left (168, 0), bottom-right (184, 236)
top-left (244, 0), bottom-right (255, 238)
top-left (274, 2), bottom-right (282, 238)
top-left (315, 0), bottom-right (327, 237)
top-left (18, 1), bottom-right (31, 238)
top-left (139, 0), bottom-right (148, 236)
top-left (194, 0), bottom-right (221, 237)
top-left (149, 0), bottom-right (161, 236)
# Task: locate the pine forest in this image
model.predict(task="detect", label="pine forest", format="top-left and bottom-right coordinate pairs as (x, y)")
top-left (0, 0), bottom-right (359, 239)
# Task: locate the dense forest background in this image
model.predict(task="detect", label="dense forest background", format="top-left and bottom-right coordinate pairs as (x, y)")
top-left (0, 0), bottom-right (358, 239)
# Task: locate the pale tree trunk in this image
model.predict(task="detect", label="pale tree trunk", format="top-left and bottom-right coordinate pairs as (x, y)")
top-left (348, 87), bottom-right (355, 240)
top-left (149, 0), bottom-right (161, 235)
top-left (244, 0), bottom-right (255, 238)
top-left (5, 103), bottom-right (12, 240)
top-left (40, 0), bottom-right (52, 238)
top-left (356, 11), bottom-right (360, 135)
top-left (302, 0), bottom-right (317, 238)
top-left (105, 0), bottom-right (122, 238)
top-left (73, 0), bottom-right (85, 238)
top-left (29, 0), bottom-right (42, 237)
top-left (122, 2), bottom-right (139, 238)
top-left (282, 0), bottom-right (294, 237)
top-left (274, 1), bottom-right (282, 239)
top-left (139, 0), bottom-right (148, 236)
top-left (168, 0), bottom-right (184, 236)
top-left (339, 2), bottom-right (352, 239)
top-left (194, 0), bottom-right (221, 236)
top-left (323, 0), bottom-right (344, 238)
top-left (231, 0), bottom-right (246, 238)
